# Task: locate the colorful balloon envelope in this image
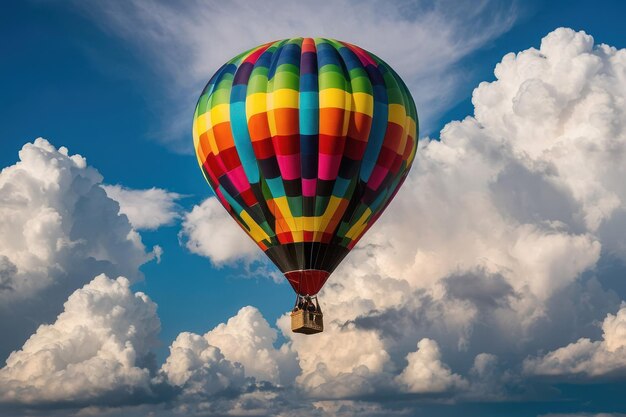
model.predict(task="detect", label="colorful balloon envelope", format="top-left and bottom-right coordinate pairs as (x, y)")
top-left (193, 38), bottom-right (418, 297)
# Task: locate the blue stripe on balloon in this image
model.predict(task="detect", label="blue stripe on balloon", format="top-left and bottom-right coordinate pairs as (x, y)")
top-left (337, 46), bottom-right (361, 71)
top-left (221, 187), bottom-right (246, 215)
top-left (230, 101), bottom-right (260, 183)
top-left (360, 101), bottom-right (388, 182)
top-left (266, 177), bottom-right (287, 198)
top-left (332, 176), bottom-right (351, 196)
top-left (299, 92), bottom-right (319, 135)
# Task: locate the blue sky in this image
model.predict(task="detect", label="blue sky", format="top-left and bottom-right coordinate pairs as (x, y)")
top-left (2, 1), bottom-right (626, 416)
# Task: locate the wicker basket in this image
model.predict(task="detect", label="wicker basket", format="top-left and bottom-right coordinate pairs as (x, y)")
top-left (291, 309), bottom-right (323, 334)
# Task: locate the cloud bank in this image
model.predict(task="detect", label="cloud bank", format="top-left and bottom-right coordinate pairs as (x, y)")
top-left (0, 274), bottom-right (160, 404)
top-left (0, 139), bottom-right (158, 360)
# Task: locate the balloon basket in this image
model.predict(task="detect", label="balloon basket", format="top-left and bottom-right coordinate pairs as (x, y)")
top-left (291, 295), bottom-right (323, 334)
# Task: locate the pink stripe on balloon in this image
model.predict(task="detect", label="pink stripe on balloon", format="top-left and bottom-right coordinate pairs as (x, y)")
top-left (341, 42), bottom-right (377, 67)
top-left (302, 178), bottom-right (317, 196)
top-left (368, 165), bottom-right (388, 191)
top-left (276, 154), bottom-right (301, 180)
top-left (227, 166), bottom-right (250, 193)
top-left (318, 153), bottom-right (342, 180)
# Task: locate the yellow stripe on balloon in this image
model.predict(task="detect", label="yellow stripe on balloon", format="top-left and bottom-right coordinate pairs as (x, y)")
top-left (388, 104), bottom-right (407, 127)
top-left (246, 92), bottom-right (267, 119)
top-left (319, 88), bottom-right (351, 110)
top-left (210, 104), bottom-right (231, 126)
top-left (268, 89), bottom-right (299, 109)
top-left (352, 92), bottom-right (374, 117)
top-left (345, 208), bottom-right (372, 239)
top-left (240, 211), bottom-right (271, 243)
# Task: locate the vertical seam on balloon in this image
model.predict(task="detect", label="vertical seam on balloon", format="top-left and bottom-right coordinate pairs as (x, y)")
top-left (331, 41), bottom-right (385, 261)
top-left (365, 56), bottom-right (407, 225)
top-left (323, 40), bottom-right (374, 271)
top-left (299, 37), bottom-right (319, 274)
top-left (348, 57), bottom-right (418, 249)
top-left (260, 41), bottom-right (291, 272)
top-left (272, 39), bottom-right (300, 273)
top-left (310, 37), bottom-right (331, 274)
top-left (313, 38), bottom-right (351, 276)
top-left (345, 48), bottom-right (388, 244)
top-left (307, 38), bottom-right (322, 276)
top-left (292, 38), bottom-right (305, 274)
top-left (244, 42), bottom-right (295, 274)
top-left (265, 40), bottom-right (296, 280)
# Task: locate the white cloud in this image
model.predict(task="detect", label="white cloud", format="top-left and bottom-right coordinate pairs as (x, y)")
top-left (524, 304), bottom-right (626, 377)
top-left (0, 139), bottom-right (158, 360)
top-left (160, 332), bottom-right (246, 398)
top-left (204, 306), bottom-right (299, 385)
top-left (102, 185), bottom-right (182, 230)
top-left (470, 28), bottom-right (626, 234)
top-left (159, 307), bottom-right (299, 403)
top-left (396, 338), bottom-right (467, 393)
top-left (180, 197), bottom-right (260, 266)
top-left (162, 306), bottom-right (390, 400)
top-left (0, 274), bottom-right (160, 404)
top-left (277, 317), bottom-right (391, 398)
top-left (80, 0), bottom-right (516, 148)
top-left (0, 139), bottom-right (151, 296)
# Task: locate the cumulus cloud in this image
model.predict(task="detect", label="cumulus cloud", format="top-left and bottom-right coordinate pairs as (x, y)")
top-left (0, 274), bottom-right (160, 404)
top-left (157, 308), bottom-right (308, 417)
top-left (160, 332), bottom-right (246, 398)
top-left (396, 338), bottom-right (468, 393)
top-left (161, 306), bottom-right (297, 392)
top-left (102, 185), bottom-right (182, 230)
top-left (0, 139), bottom-right (158, 360)
top-left (277, 317), bottom-right (392, 398)
top-left (80, 0), bottom-right (516, 148)
top-left (180, 197), bottom-right (260, 266)
top-left (524, 304), bottom-right (626, 377)
top-left (203, 306), bottom-right (299, 385)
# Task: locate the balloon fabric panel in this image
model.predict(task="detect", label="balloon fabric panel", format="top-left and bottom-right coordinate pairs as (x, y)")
top-left (193, 38), bottom-right (418, 295)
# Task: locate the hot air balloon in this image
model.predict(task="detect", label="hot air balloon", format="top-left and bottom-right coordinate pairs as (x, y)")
top-left (193, 38), bottom-right (418, 334)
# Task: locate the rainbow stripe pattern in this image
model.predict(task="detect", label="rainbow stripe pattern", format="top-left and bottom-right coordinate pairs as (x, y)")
top-left (193, 38), bottom-right (418, 295)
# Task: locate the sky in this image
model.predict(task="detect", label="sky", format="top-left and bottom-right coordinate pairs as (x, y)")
top-left (1, 0), bottom-right (626, 416)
